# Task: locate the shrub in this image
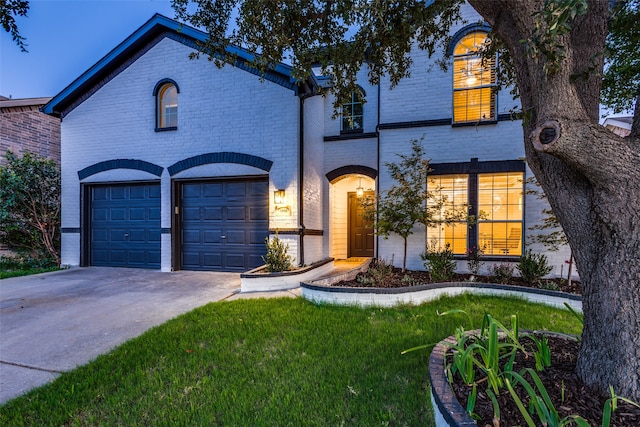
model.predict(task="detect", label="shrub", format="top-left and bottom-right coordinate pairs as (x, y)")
top-left (357, 258), bottom-right (396, 286)
top-left (466, 245), bottom-right (485, 276)
top-left (517, 250), bottom-right (553, 285)
top-left (491, 263), bottom-right (514, 284)
top-left (0, 151), bottom-right (60, 265)
top-left (262, 233), bottom-right (293, 272)
top-left (421, 243), bottom-right (456, 282)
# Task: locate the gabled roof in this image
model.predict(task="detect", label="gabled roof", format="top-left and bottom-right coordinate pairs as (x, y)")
top-left (42, 14), bottom-right (315, 118)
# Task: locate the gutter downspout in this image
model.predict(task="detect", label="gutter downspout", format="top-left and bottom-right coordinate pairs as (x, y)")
top-left (298, 94), bottom-right (306, 267)
top-left (376, 80), bottom-right (381, 259)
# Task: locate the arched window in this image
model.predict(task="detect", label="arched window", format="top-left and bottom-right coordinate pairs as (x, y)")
top-left (155, 81), bottom-right (178, 130)
top-left (452, 31), bottom-right (496, 124)
top-left (341, 90), bottom-right (364, 132)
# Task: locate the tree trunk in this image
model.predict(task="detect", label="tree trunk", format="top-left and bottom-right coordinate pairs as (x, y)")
top-left (469, 0), bottom-right (640, 400)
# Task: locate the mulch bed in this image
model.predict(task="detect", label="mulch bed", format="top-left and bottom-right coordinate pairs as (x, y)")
top-left (334, 263), bottom-right (582, 295)
top-left (450, 335), bottom-right (640, 426)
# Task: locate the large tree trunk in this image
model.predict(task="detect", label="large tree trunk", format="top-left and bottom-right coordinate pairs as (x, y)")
top-left (469, 0), bottom-right (640, 400)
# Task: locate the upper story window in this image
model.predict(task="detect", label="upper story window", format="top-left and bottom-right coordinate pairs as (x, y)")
top-left (452, 31), bottom-right (496, 124)
top-left (341, 90), bottom-right (364, 132)
top-left (153, 79), bottom-right (179, 131)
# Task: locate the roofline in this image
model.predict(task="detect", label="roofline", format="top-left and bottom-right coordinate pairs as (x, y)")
top-left (0, 97), bottom-right (52, 108)
top-left (42, 14), bottom-right (312, 117)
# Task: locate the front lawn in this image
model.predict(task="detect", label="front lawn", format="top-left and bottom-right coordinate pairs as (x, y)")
top-left (0, 294), bottom-right (581, 426)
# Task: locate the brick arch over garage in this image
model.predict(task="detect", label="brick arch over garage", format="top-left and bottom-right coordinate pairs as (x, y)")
top-left (78, 159), bottom-right (164, 180)
top-left (326, 165), bottom-right (377, 184)
top-left (167, 152), bottom-right (273, 176)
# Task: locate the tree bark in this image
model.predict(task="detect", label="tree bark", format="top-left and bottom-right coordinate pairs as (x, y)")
top-left (469, 0), bottom-right (640, 400)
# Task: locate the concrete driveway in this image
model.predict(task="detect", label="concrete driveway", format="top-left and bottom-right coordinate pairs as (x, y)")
top-left (0, 267), bottom-right (242, 404)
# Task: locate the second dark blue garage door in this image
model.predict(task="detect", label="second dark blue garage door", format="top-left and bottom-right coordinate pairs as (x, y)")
top-left (180, 178), bottom-right (269, 272)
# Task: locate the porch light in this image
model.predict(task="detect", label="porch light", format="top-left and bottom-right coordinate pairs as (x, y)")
top-left (274, 189), bottom-right (286, 205)
top-left (356, 178), bottom-right (364, 198)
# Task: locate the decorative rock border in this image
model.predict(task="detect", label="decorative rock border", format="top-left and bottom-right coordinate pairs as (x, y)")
top-left (240, 258), bottom-right (334, 292)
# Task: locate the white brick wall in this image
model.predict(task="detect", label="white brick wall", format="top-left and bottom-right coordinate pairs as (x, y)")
top-left (61, 37), bottom-right (303, 268)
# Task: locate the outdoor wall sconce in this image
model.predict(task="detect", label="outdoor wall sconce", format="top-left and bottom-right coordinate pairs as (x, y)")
top-left (356, 178), bottom-right (364, 198)
top-left (274, 189), bottom-right (286, 205)
top-left (273, 189), bottom-right (291, 215)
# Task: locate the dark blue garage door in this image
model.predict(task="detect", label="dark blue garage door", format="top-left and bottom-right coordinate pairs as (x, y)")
top-left (90, 183), bottom-right (161, 269)
top-left (181, 179), bottom-right (269, 272)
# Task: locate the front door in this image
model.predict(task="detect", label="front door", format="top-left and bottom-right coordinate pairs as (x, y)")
top-left (348, 191), bottom-right (374, 257)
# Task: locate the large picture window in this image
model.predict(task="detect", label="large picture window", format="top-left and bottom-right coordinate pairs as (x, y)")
top-left (427, 162), bottom-right (524, 256)
top-left (453, 31), bottom-right (496, 124)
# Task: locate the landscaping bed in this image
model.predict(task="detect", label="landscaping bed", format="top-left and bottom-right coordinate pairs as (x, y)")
top-left (334, 260), bottom-right (582, 295)
top-left (446, 334), bottom-right (640, 426)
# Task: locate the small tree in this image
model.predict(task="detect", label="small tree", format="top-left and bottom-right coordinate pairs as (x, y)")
top-left (0, 151), bottom-right (60, 265)
top-left (362, 137), bottom-right (456, 272)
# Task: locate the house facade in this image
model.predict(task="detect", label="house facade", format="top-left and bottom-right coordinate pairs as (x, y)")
top-left (44, 6), bottom-right (572, 275)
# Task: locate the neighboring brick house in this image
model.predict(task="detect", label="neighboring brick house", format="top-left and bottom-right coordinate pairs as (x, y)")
top-left (43, 6), bottom-right (571, 274)
top-left (0, 96), bottom-right (61, 254)
top-left (0, 96), bottom-right (61, 166)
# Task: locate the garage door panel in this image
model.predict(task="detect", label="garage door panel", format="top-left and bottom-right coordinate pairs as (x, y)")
top-left (227, 207), bottom-right (246, 221)
top-left (90, 183), bottom-right (161, 269)
top-left (202, 253), bottom-right (222, 268)
top-left (183, 207), bottom-right (201, 221)
top-left (204, 207), bottom-right (222, 220)
top-left (204, 230), bottom-right (222, 243)
top-left (111, 187), bottom-right (126, 199)
top-left (249, 180), bottom-right (269, 196)
top-left (130, 208), bottom-right (146, 221)
top-left (183, 230), bottom-right (200, 244)
top-left (203, 183), bottom-right (223, 198)
top-left (181, 179), bottom-right (268, 272)
top-left (250, 206), bottom-right (268, 221)
top-left (226, 230), bottom-right (246, 245)
top-left (111, 208), bottom-right (126, 221)
top-left (149, 207), bottom-right (161, 221)
top-left (130, 186), bottom-right (147, 199)
top-left (226, 182), bottom-right (246, 197)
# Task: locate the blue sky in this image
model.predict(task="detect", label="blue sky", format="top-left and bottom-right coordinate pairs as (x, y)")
top-left (1, 0), bottom-right (175, 99)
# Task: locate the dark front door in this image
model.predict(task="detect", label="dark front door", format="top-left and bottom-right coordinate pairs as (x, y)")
top-left (348, 191), bottom-right (374, 258)
top-left (180, 178), bottom-right (269, 272)
top-left (90, 183), bottom-right (161, 269)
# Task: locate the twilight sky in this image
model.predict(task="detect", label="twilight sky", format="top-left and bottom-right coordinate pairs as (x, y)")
top-left (1, 0), bottom-right (175, 99)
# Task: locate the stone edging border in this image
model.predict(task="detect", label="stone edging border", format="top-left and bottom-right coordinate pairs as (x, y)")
top-left (301, 280), bottom-right (582, 312)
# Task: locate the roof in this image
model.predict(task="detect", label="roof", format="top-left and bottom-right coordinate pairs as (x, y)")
top-left (1, 97), bottom-right (52, 108)
top-left (42, 14), bottom-right (315, 118)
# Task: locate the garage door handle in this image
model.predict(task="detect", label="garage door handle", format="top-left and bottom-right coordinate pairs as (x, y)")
top-left (221, 236), bottom-right (226, 239)
top-left (124, 233), bottom-right (129, 237)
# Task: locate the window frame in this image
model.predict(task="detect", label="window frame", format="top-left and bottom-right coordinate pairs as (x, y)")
top-left (153, 79), bottom-right (180, 132)
top-left (451, 30), bottom-right (497, 125)
top-left (427, 159), bottom-right (525, 259)
top-left (340, 89), bottom-right (365, 133)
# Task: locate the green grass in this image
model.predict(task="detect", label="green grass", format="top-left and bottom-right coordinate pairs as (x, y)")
top-left (0, 266), bottom-right (60, 279)
top-left (0, 294), bottom-right (581, 426)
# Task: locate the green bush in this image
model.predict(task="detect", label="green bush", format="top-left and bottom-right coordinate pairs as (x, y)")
top-left (262, 233), bottom-right (293, 272)
top-left (491, 263), bottom-right (515, 284)
top-left (421, 243), bottom-right (456, 282)
top-left (517, 250), bottom-right (553, 285)
top-left (0, 151), bottom-right (60, 265)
